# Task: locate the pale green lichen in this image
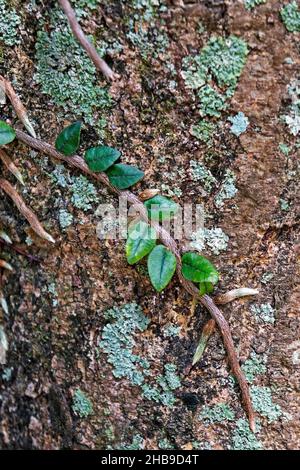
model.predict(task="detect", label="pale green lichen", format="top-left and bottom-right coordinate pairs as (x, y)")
top-left (242, 352), bottom-right (267, 383)
top-left (99, 303), bottom-right (150, 386)
top-left (70, 176), bottom-right (98, 211)
top-left (59, 209), bottom-right (74, 229)
top-left (278, 143), bottom-right (290, 156)
top-left (120, 434), bottom-right (144, 450)
top-left (72, 388), bottom-right (94, 418)
top-left (163, 324), bottom-right (181, 338)
top-left (158, 438), bottom-right (174, 449)
top-left (199, 403), bottom-right (235, 424)
top-left (142, 363), bottom-right (181, 407)
top-left (261, 272), bottom-right (274, 284)
top-left (250, 386), bottom-right (284, 423)
top-left (34, 7), bottom-right (111, 133)
top-left (191, 120), bottom-right (216, 144)
top-left (250, 303), bottom-right (275, 324)
top-left (281, 1), bottom-right (300, 32)
top-left (231, 419), bottom-right (263, 450)
top-left (191, 227), bottom-right (229, 255)
top-left (283, 79), bottom-right (300, 136)
top-left (214, 170), bottom-right (238, 208)
top-left (190, 161), bottom-right (216, 192)
top-left (182, 36), bottom-right (248, 117)
top-left (0, 0), bottom-right (21, 46)
top-left (244, 0), bottom-right (266, 11)
top-left (228, 112), bottom-right (249, 137)
top-left (280, 198), bottom-right (290, 211)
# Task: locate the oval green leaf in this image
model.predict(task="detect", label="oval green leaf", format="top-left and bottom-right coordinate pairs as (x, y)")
top-left (85, 146), bottom-right (120, 172)
top-left (147, 245), bottom-right (177, 292)
top-left (126, 220), bottom-right (156, 265)
top-left (0, 121), bottom-right (16, 146)
top-left (106, 163), bottom-right (144, 189)
top-left (55, 121), bottom-right (82, 156)
top-left (144, 195), bottom-right (179, 222)
top-left (181, 252), bottom-right (219, 284)
top-left (199, 282), bottom-right (214, 296)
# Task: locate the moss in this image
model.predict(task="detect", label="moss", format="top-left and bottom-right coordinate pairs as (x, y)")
top-left (281, 1), bottom-right (300, 32)
top-left (199, 403), bottom-right (235, 424)
top-left (228, 112), bottom-right (249, 137)
top-left (244, 0), bottom-right (266, 10)
top-left (34, 7), bottom-right (111, 134)
top-left (72, 388), bottom-right (94, 418)
top-left (99, 303), bottom-right (150, 386)
top-left (214, 170), bottom-right (238, 208)
top-left (58, 209), bottom-right (74, 229)
top-left (190, 161), bottom-right (216, 192)
top-left (242, 352), bottom-right (267, 383)
top-left (231, 419), bottom-right (263, 450)
top-left (250, 386), bottom-right (284, 423)
top-left (250, 303), bottom-right (275, 324)
top-left (0, 0), bottom-right (21, 46)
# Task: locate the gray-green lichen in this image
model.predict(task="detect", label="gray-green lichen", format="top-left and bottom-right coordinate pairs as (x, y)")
top-left (280, 198), bottom-right (290, 211)
top-left (199, 403), bottom-right (235, 424)
top-left (58, 209), bottom-right (74, 229)
top-left (191, 227), bottom-right (229, 255)
top-left (244, 0), bottom-right (266, 11)
top-left (250, 303), bottom-right (275, 324)
top-left (231, 419), bottom-right (263, 450)
top-left (281, 1), bottom-right (300, 32)
top-left (163, 324), bottom-right (181, 338)
top-left (190, 161), bottom-right (216, 193)
top-left (119, 434), bottom-right (144, 450)
top-left (158, 438), bottom-right (174, 449)
top-left (250, 386), bottom-right (284, 423)
top-left (72, 388), bottom-right (94, 418)
top-left (0, 0), bottom-right (21, 46)
top-left (182, 36), bottom-right (248, 117)
top-left (283, 79), bottom-right (300, 136)
top-left (242, 352), bottom-right (267, 383)
top-left (191, 120), bottom-right (216, 144)
top-left (99, 303), bottom-right (150, 386)
top-left (278, 143), bottom-right (290, 156)
top-left (228, 112), bottom-right (249, 137)
top-left (34, 7), bottom-right (111, 133)
top-left (214, 170), bottom-right (238, 208)
top-left (142, 363), bottom-right (181, 407)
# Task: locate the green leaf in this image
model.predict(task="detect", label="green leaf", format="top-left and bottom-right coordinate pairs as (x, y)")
top-left (0, 121), bottom-right (16, 146)
top-left (55, 121), bottom-right (82, 156)
top-left (147, 245), bottom-right (177, 292)
top-left (85, 146), bottom-right (120, 172)
top-left (199, 282), bottom-right (214, 296)
top-left (126, 220), bottom-right (156, 265)
top-left (144, 195), bottom-right (179, 222)
top-left (181, 252), bottom-right (219, 284)
top-left (106, 163), bottom-right (144, 189)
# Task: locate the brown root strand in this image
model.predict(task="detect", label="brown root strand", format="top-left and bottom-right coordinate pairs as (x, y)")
top-left (0, 76), bottom-right (36, 138)
top-left (15, 129), bottom-right (256, 431)
top-left (58, 0), bottom-right (115, 81)
top-left (0, 149), bottom-right (24, 185)
top-left (0, 178), bottom-right (55, 244)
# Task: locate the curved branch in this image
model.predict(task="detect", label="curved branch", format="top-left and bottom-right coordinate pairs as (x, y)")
top-left (15, 129), bottom-right (255, 431)
top-left (58, 0), bottom-right (115, 81)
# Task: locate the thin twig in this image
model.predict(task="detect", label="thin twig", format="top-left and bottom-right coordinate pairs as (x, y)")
top-left (58, 0), bottom-right (115, 81)
top-left (215, 288), bottom-right (259, 305)
top-left (0, 178), bottom-right (55, 244)
top-left (0, 149), bottom-right (25, 185)
top-left (0, 76), bottom-right (36, 138)
top-left (15, 129), bottom-right (256, 431)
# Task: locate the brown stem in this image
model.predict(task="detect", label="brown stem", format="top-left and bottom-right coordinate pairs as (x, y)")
top-left (0, 178), bottom-right (55, 244)
top-left (15, 128), bottom-right (256, 431)
top-left (58, 0), bottom-right (115, 81)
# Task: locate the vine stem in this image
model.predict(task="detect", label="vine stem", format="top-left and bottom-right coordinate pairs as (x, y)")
top-left (15, 129), bottom-right (256, 432)
top-left (58, 0), bottom-right (115, 81)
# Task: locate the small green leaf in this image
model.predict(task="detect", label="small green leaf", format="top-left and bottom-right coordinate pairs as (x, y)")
top-left (199, 282), bottom-right (214, 296)
top-left (181, 252), bottom-right (219, 284)
top-left (0, 121), bottom-right (16, 146)
top-left (147, 245), bottom-right (177, 292)
top-left (106, 163), bottom-right (144, 189)
top-left (85, 146), bottom-right (120, 172)
top-left (144, 195), bottom-right (179, 222)
top-left (55, 121), bottom-right (82, 156)
top-left (126, 221), bottom-right (156, 265)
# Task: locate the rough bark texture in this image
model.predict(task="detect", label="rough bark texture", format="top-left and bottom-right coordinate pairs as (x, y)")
top-left (0, 0), bottom-right (299, 450)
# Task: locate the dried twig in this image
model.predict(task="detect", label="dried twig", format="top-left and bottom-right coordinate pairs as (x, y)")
top-left (58, 0), bottom-right (115, 81)
top-left (0, 76), bottom-right (36, 138)
top-left (0, 259), bottom-right (13, 271)
top-left (192, 318), bottom-right (215, 366)
top-left (15, 129), bottom-right (256, 431)
top-left (215, 288), bottom-right (259, 305)
top-left (0, 178), bottom-right (55, 244)
top-left (0, 149), bottom-right (24, 185)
